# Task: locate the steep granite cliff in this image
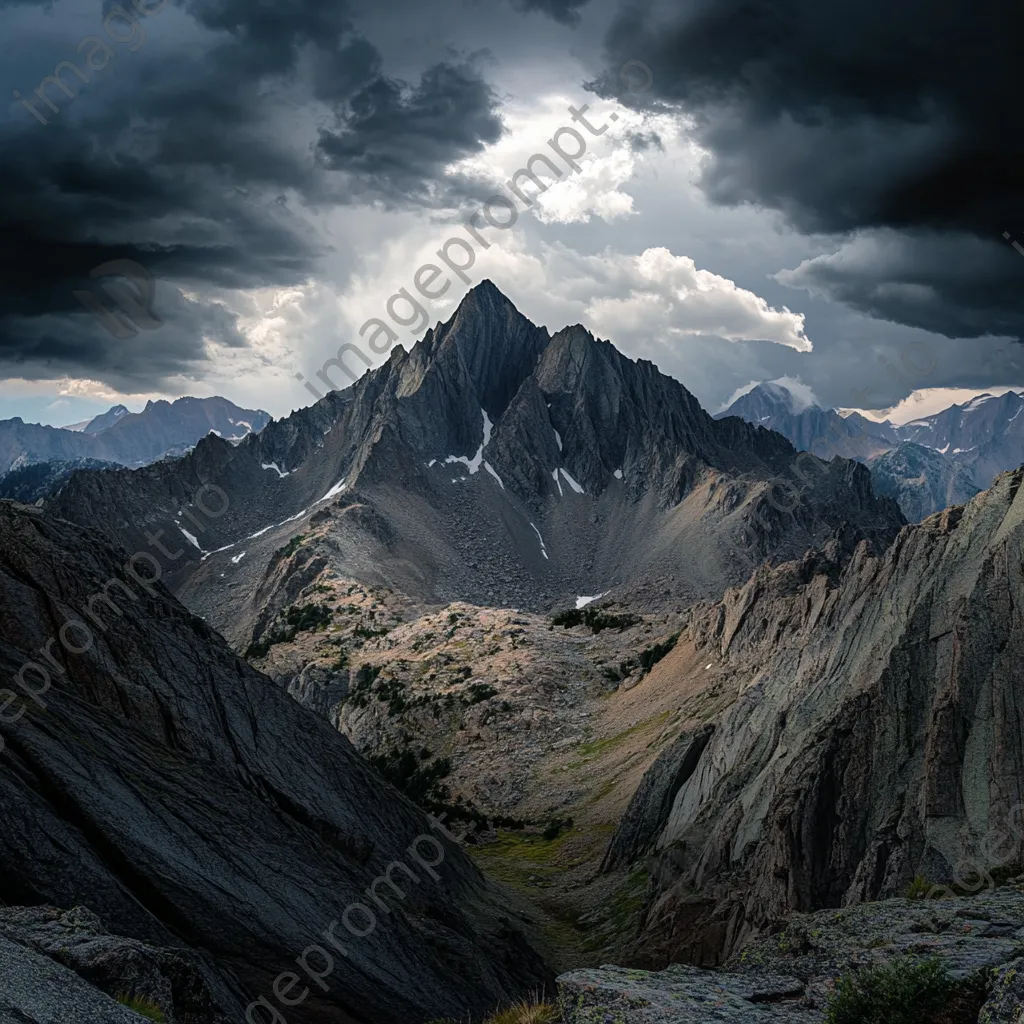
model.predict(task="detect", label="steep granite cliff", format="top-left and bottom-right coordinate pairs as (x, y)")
top-left (605, 469), bottom-right (1024, 966)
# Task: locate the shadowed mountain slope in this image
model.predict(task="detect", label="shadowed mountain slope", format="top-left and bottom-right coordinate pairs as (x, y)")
top-left (0, 501), bottom-right (550, 1024)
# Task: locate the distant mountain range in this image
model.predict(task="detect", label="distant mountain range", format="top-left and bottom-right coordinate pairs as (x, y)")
top-left (718, 381), bottom-right (1024, 519)
top-left (0, 396), bottom-right (271, 478)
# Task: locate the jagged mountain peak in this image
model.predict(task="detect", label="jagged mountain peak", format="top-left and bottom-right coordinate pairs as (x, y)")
top-left (49, 280), bottom-right (904, 620)
top-left (399, 280), bottom-right (549, 423)
top-left (83, 404), bottom-right (131, 434)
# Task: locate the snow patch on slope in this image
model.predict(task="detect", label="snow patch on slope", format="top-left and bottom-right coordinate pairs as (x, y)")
top-left (444, 408), bottom-right (493, 476)
top-left (530, 522), bottom-right (549, 560)
top-left (484, 462), bottom-right (505, 489)
top-left (559, 467), bottom-right (585, 494)
top-left (178, 526), bottom-right (202, 550)
top-left (314, 478), bottom-right (347, 504)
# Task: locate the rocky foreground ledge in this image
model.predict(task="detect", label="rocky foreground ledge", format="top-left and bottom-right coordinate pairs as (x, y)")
top-left (8, 890), bottom-right (1024, 1022)
top-left (558, 887), bottom-right (1024, 1023)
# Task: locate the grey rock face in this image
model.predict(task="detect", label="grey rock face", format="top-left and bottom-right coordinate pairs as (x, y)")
top-left (0, 932), bottom-right (156, 1024)
top-left (0, 502), bottom-right (550, 1023)
top-left (600, 724), bottom-right (716, 872)
top-left (558, 964), bottom-right (814, 1023)
top-left (982, 957), bottom-right (1024, 1022)
top-left (48, 283), bottom-right (904, 629)
top-left (607, 468), bottom-right (1024, 966)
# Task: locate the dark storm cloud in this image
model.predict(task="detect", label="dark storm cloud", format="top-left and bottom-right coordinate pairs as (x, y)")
top-left (316, 61), bottom-right (505, 203)
top-left (0, 0), bottom-right (506, 386)
top-left (510, 0), bottom-right (592, 26)
top-left (2, 281), bottom-right (247, 389)
top-left (776, 231), bottom-right (1024, 342)
top-left (593, 0), bottom-right (1024, 339)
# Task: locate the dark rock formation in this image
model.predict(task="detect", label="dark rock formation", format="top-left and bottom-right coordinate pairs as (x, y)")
top-left (0, 931), bottom-right (155, 1024)
top-left (0, 501), bottom-right (550, 1023)
top-left (0, 906), bottom-right (230, 1024)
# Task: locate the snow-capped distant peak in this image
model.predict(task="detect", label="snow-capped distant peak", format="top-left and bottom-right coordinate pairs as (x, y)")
top-left (961, 393), bottom-right (995, 412)
top-left (760, 377), bottom-right (821, 414)
top-left (718, 377), bottom-right (821, 416)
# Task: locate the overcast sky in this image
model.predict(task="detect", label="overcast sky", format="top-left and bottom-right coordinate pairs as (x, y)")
top-left (1, 0), bottom-right (1020, 427)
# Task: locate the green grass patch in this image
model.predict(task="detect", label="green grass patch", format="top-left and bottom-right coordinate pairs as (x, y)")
top-left (245, 601), bottom-right (334, 658)
top-left (275, 533), bottom-right (306, 559)
top-left (573, 711), bottom-right (671, 761)
top-left (116, 995), bottom-right (166, 1023)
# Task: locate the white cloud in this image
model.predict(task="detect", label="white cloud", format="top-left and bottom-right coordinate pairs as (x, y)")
top-left (533, 148), bottom-right (637, 225)
top-left (768, 376), bottom-right (820, 411)
top-left (470, 243), bottom-right (810, 352)
top-left (451, 91), bottom-right (668, 227)
top-left (583, 247), bottom-right (811, 351)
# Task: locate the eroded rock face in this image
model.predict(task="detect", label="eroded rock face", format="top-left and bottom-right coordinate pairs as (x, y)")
top-left (608, 469), bottom-right (1024, 966)
top-left (0, 502), bottom-right (551, 1023)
